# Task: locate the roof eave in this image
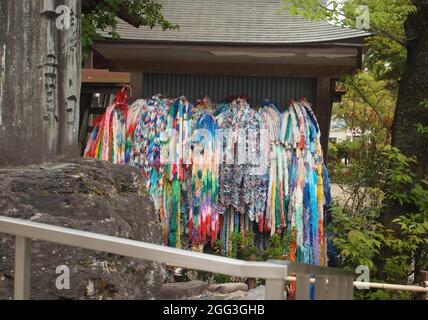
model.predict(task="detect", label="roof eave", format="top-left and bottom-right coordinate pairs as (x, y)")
top-left (95, 35), bottom-right (369, 48)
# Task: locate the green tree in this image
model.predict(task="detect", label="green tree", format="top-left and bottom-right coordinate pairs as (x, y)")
top-left (282, 0), bottom-right (428, 290)
top-left (283, 0), bottom-right (414, 81)
top-left (282, 0), bottom-right (428, 178)
top-left (329, 146), bottom-right (428, 299)
top-left (82, 0), bottom-right (177, 56)
top-left (336, 71), bottom-right (396, 142)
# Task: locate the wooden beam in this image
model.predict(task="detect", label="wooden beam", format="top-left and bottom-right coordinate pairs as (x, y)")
top-left (81, 69), bottom-right (130, 84)
top-left (94, 41), bottom-right (361, 55)
top-left (111, 60), bottom-right (355, 78)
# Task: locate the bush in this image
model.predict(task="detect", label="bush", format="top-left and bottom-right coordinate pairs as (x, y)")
top-left (329, 146), bottom-right (428, 300)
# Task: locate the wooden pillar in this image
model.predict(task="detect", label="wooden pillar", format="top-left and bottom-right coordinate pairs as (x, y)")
top-left (0, 0), bottom-right (81, 166)
top-left (130, 72), bottom-right (144, 103)
top-left (315, 77), bottom-right (334, 160)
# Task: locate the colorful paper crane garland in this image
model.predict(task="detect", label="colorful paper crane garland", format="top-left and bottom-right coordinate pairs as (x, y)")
top-left (84, 86), bottom-right (130, 164)
top-left (85, 90), bottom-right (332, 266)
top-left (189, 106), bottom-right (219, 246)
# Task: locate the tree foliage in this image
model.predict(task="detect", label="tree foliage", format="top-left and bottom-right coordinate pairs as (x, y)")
top-left (337, 72), bottom-right (396, 137)
top-left (415, 100), bottom-right (428, 136)
top-left (282, 1), bottom-right (428, 298)
top-left (82, 0), bottom-right (177, 56)
top-left (282, 0), bottom-right (416, 80)
top-left (328, 71), bottom-right (396, 179)
top-left (329, 146), bottom-right (428, 299)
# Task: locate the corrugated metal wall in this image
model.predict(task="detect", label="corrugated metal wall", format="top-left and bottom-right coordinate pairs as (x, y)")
top-left (143, 73), bottom-right (316, 110)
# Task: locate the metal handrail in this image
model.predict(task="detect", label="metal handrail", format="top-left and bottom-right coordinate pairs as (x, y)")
top-left (0, 216), bottom-right (287, 300)
top-left (0, 215), bottom-right (359, 300)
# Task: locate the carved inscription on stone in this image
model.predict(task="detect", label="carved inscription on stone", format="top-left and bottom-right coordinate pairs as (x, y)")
top-left (40, 54), bottom-right (58, 122)
top-left (65, 6), bottom-right (78, 127)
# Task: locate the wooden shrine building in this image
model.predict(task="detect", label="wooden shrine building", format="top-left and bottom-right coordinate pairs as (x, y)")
top-left (85, 0), bottom-right (370, 157)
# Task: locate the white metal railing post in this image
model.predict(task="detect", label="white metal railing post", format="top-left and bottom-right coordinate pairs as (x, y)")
top-left (1, 216), bottom-right (427, 300)
top-left (296, 274), bottom-right (311, 300)
top-left (265, 265), bottom-right (287, 300)
top-left (265, 278), bottom-right (285, 300)
top-left (14, 236), bottom-right (31, 300)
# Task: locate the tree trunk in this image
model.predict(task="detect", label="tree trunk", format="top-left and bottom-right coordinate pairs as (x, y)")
top-left (385, 1), bottom-right (428, 225)
top-left (0, 1), bottom-right (81, 166)
top-left (379, 0), bottom-right (428, 285)
top-left (391, 0), bottom-right (428, 179)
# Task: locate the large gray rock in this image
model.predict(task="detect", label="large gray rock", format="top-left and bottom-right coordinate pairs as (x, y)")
top-left (0, 158), bottom-right (164, 300)
top-left (243, 285), bottom-right (266, 300)
top-left (208, 283), bottom-right (249, 294)
top-left (159, 281), bottom-right (209, 299)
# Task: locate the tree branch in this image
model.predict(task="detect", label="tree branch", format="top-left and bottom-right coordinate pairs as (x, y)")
top-left (348, 80), bottom-right (391, 130)
top-left (316, 3), bottom-right (408, 47)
